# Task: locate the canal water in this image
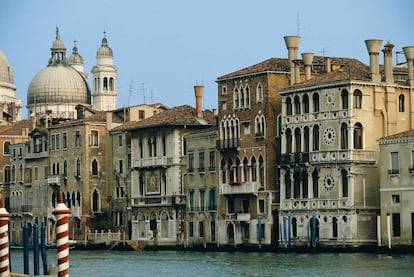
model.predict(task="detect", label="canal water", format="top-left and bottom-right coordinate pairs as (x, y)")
top-left (9, 249), bottom-right (414, 276)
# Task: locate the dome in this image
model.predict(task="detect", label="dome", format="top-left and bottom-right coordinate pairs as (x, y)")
top-left (97, 37), bottom-right (113, 57)
top-left (0, 49), bottom-right (14, 85)
top-left (68, 46), bottom-right (84, 65)
top-left (27, 64), bottom-right (91, 106)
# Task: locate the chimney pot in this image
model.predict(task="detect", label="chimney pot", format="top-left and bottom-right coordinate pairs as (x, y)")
top-left (365, 39), bottom-right (383, 82)
top-left (194, 85), bottom-right (204, 118)
top-left (403, 46), bottom-right (414, 84)
top-left (382, 41), bottom-right (394, 84)
top-left (301, 53), bottom-right (314, 80)
top-left (284, 36), bottom-right (301, 84)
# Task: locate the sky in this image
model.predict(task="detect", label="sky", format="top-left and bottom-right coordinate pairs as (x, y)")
top-left (1, 0), bottom-right (413, 119)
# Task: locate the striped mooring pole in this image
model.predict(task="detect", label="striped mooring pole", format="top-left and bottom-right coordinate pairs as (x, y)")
top-left (53, 192), bottom-right (71, 277)
top-left (0, 200), bottom-right (10, 277)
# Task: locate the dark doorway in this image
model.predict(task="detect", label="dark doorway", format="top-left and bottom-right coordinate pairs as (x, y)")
top-left (227, 222), bottom-right (234, 244)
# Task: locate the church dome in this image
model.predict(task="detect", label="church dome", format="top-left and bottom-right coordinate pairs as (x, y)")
top-left (68, 45), bottom-right (84, 65)
top-left (97, 37), bottom-right (113, 57)
top-left (0, 49), bottom-right (15, 85)
top-left (27, 65), bottom-right (90, 105)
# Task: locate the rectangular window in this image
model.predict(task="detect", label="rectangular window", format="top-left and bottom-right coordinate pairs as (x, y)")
top-left (209, 151), bottom-right (215, 171)
top-left (392, 194), bottom-right (400, 204)
top-left (75, 130), bottom-right (81, 147)
top-left (139, 110), bottom-right (145, 120)
top-left (209, 189), bottom-right (216, 210)
top-left (198, 152), bottom-right (205, 172)
top-left (118, 135), bottom-right (123, 147)
top-left (90, 130), bottom-right (99, 146)
top-left (51, 134), bottom-right (60, 150)
top-left (119, 160), bottom-right (124, 174)
top-left (199, 221), bottom-right (204, 238)
top-left (389, 152), bottom-right (399, 174)
top-left (51, 134), bottom-right (56, 150)
top-left (242, 199), bottom-right (249, 213)
top-left (392, 213), bottom-right (401, 237)
top-left (228, 197), bottom-right (235, 214)
top-left (200, 190), bottom-right (205, 211)
top-left (188, 153), bottom-right (194, 173)
top-left (259, 199), bottom-right (265, 214)
top-left (127, 154), bottom-right (131, 170)
top-left (221, 101), bottom-right (227, 111)
top-left (222, 85), bottom-right (227, 95)
top-left (189, 222), bottom-right (194, 237)
top-left (62, 132), bottom-right (67, 149)
top-left (189, 190), bottom-right (194, 211)
top-left (34, 167), bottom-right (38, 181)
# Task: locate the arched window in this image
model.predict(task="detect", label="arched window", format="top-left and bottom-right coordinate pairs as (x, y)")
top-left (109, 77), bottom-right (114, 91)
top-left (303, 94), bottom-right (309, 113)
top-left (342, 169), bottom-right (348, 197)
top-left (103, 77), bottom-right (108, 91)
top-left (76, 158), bottom-right (81, 177)
top-left (312, 169), bottom-right (319, 198)
top-left (240, 87), bottom-right (245, 108)
top-left (313, 125), bottom-right (320, 151)
top-left (285, 129), bottom-right (292, 153)
top-left (353, 123), bottom-right (363, 149)
top-left (245, 86), bottom-right (250, 108)
top-left (234, 87), bottom-right (239, 109)
top-left (341, 89), bottom-right (349, 109)
top-left (353, 89), bottom-right (362, 109)
top-left (258, 156), bottom-right (264, 187)
top-left (294, 128), bottom-right (301, 153)
top-left (341, 123), bottom-right (348, 149)
top-left (294, 95), bottom-right (301, 114)
top-left (256, 83), bottom-right (263, 103)
top-left (221, 159), bottom-right (227, 183)
top-left (302, 170), bottom-right (308, 198)
top-left (3, 141), bottom-right (11, 155)
top-left (286, 97), bottom-right (292, 115)
top-left (72, 191), bottom-right (76, 207)
top-left (312, 93), bottom-right (319, 112)
top-left (77, 191), bottom-right (81, 206)
top-left (293, 170), bottom-right (300, 198)
top-left (19, 164), bottom-right (23, 181)
top-left (63, 160), bottom-right (68, 176)
top-left (92, 189), bottom-right (100, 212)
top-left (242, 157), bottom-right (249, 182)
top-left (332, 217), bottom-right (338, 238)
top-left (399, 94), bottom-right (405, 112)
top-left (285, 170), bottom-right (291, 199)
top-left (92, 159), bottom-right (98, 176)
top-left (251, 157), bottom-right (257, 182)
top-left (304, 126), bottom-right (310, 152)
top-left (66, 192), bottom-right (71, 208)
top-left (4, 166), bottom-right (10, 184)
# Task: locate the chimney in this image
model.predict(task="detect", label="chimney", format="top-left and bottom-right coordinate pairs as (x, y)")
top-left (194, 85), bottom-right (204, 118)
top-left (284, 36), bottom-right (301, 85)
top-left (382, 41), bottom-right (394, 83)
top-left (325, 57), bottom-right (331, 73)
top-left (365, 39), bottom-right (383, 82)
top-left (403, 46), bottom-right (414, 86)
top-left (301, 53), bottom-right (314, 80)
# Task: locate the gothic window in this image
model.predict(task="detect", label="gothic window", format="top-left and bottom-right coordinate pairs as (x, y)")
top-left (286, 97), bottom-right (292, 115)
top-left (245, 86), bottom-right (250, 108)
top-left (4, 166), bottom-right (10, 184)
top-left (76, 158), bottom-right (81, 177)
top-left (285, 128), bottom-right (292, 153)
top-left (77, 191), bottom-right (81, 206)
top-left (353, 123), bottom-right (363, 149)
top-left (302, 170), bottom-right (308, 198)
top-left (92, 159), bottom-right (98, 177)
top-left (312, 93), bottom-right (320, 112)
top-left (399, 94), bottom-right (405, 112)
top-left (294, 95), bottom-right (301, 114)
top-left (312, 169), bottom-right (319, 198)
top-left (255, 115), bottom-right (265, 136)
top-left (353, 89), bottom-right (362, 109)
top-left (240, 87), bottom-right (245, 108)
top-left (3, 141), bottom-right (11, 155)
top-left (304, 126), bottom-right (310, 152)
top-left (342, 169), bottom-right (348, 197)
top-left (243, 157), bottom-right (249, 183)
top-left (90, 130), bottom-right (99, 147)
top-left (221, 159), bottom-right (227, 183)
top-left (258, 155), bottom-right (264, 187)
top-left (234, 87), bottom-right (239, 109)
top-left (251, 157), bottom-right (257, 182)
top-left (341, 123), bottom-right (348, 149)
top-left (303, 94), bottom-right (309, 113)
top-left (256, 83), bottom-right (263, 103)
top-left (285, 169), bottom-right (291, 199)
top-left (294, 128), bottom-right (301, 153)
top-left (92, 189), bottom-right (100, 213)
top-left (313, 125), bottom-right (320, 151)
top-left (341, 89), bottom-right (349, 109)
top-left (293, 170), bottom-right (300, 198)
top-left (11, 165), bottom-right (15, 182)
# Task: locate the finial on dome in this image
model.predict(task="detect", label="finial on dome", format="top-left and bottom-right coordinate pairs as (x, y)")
top-left (56, 26), bottom-right (60, 40)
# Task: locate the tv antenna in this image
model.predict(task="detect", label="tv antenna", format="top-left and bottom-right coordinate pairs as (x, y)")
top-left (140, 82), bottom-right (150, 104)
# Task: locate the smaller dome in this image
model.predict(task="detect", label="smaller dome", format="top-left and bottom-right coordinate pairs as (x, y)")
top-left (51, 27), bottom-right (66, 50)
top-left (68, 45), bottom-right (84, 65)
top-left (97, 37), bottom-right (113, 57)
top-left (0, 49), bottom-right (14, 84)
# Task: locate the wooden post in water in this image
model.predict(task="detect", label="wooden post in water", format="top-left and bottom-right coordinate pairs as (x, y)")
top-left (0, 199), bottom-right (10, 277)
top-left (53, 192), bottom-right (71, 277)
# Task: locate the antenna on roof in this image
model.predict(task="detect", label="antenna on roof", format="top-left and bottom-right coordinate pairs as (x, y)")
top-left (140, 82), bottom-right (150, 104)
top-left (296, 12), bottom-right (304, 36)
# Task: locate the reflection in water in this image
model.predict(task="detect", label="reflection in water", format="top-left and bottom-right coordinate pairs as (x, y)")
top-left (10, 250), bottom-right (414, 277)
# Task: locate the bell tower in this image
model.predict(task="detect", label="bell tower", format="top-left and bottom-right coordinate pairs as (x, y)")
top-left (91, 32), bottom-right (118, 111)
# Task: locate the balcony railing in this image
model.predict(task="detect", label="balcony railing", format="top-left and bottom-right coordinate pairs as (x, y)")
top-left (132, 157), bottom-right (172, 168)
top-left (131, 195), bottom-right (185, 207)
top-left (220, 181), bottom-right (257, 195)
top-left (277, 152), bottom-right (309, 165)
top-left (47, 175), bottom-right (66, 186)
top-left (216, 138), bottom-right (240, 151)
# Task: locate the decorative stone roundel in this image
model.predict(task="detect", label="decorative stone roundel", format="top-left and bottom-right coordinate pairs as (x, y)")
top-left (323, 127), bottom-right (336, 144)
top-left (324, 175), bottom-right (335, 191)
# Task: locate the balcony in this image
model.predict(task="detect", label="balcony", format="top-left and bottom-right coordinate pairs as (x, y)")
top-left (308, 149), bottom-right (376, 164)
top-left (216, 138), bottom-right (240, 151)
top-left (220, 181), bottom-right (257, 195)
top-left (47, 175), bottom-right (66, 186)
top-left (132, 157), bottom-right (172, 168)
top-left (131, 195), bottom-right (185, 207)
top-left (21, 205), bottom-right (32, 214)
top-left (277, 152), bottom-right (309, 165)
top-left (236, 213), bottom-right (251, 221)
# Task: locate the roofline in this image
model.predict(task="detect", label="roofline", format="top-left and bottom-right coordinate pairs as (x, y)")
top-left (216, 70), bottom-right (289, 82)
top-left (124, 122), bottom-right (214, 132)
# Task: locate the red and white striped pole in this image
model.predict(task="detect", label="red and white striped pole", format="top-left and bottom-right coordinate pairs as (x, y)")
top-left (53, 192), bottom-right (71, 277)
top-left (0, 199), bottom-right (10, 277)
